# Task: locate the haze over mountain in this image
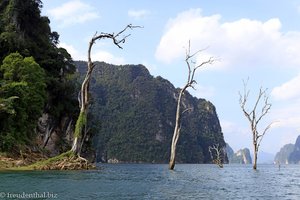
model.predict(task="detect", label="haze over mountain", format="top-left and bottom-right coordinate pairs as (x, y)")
top-left (274, 144), bottom-right (294, 164)
top-left (288, 135), bottom-right (300, 164)
top-left (274, 135), bottom-right (300, 164)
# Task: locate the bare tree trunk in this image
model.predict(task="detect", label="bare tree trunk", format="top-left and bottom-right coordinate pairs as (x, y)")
top-left (169, 91), bottom-right (183, 170)
top-left (169, 41), bottom-right (214, 170)
top-left (239, 79), bottom-right (275, 170)
top-left (71, 74), bottom-right (90, 155)
top-left (70, 24), bottom-right (140, 156)
top-left (253, 144), bottom-right (258, 170)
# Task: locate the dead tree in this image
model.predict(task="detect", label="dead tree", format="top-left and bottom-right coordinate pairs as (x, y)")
top-left (239, 79), bottom-right (274, 170)
top-left (208, 144), bottom-right (224, 168)
top-left (71, 24), bottom-right (140, 155)
top-left (169, 41), bottom-right (214, 170)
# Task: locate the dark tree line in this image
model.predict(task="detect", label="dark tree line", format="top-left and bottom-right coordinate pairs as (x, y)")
top-left (0, 0), bottom-right (77, 152)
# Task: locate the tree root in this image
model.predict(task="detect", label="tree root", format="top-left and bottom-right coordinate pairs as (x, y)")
top-left (10, 151), bottom-right (96, 170)
top-left (37, 154), bottom-right (95, 170)
top-left (2, 150), bottom-right (96, 170)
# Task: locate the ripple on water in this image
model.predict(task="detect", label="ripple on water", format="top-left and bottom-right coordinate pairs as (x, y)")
top-left (0, 164), bottom-right (300, 199)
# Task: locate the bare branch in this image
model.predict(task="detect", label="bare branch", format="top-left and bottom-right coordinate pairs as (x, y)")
top-left (256, 96), bottom-right (271, 125)
top-left (184, 41), bottom-right (214, 89)
top-left (257, 121), bottom-right (277, 149)
top-left (208, 144), bottom-right (224, 168)
top-left (185, 41), bottom-right (209, 60)
top-left (169, 41), bottom-right (213, 170)
top-left (253, 87), bottom-right (263, 111)
top-left (182, 108), bottom-right (192, 115)
top-left (71, 24), bottom-right (140, 155)
top-left (239, 78), bottom-right (273, 170)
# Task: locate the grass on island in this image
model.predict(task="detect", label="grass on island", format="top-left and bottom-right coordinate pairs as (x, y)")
top-left (3, 151), bottom-right (95, 171)
top-left (0, 152), bottom-right (19, 170)
top-left (16, 151), bottom-right (73, 170)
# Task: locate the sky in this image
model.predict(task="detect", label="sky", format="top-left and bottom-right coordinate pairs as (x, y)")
top-left (42, 0), bottom-right (300, 156)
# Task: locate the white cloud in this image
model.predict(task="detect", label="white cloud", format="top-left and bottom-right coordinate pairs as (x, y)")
top-left (271, 73), bottom-right (300, 131)
top-left (58, 42), bottom-right (125, 65)
top-left (220, 119), bottom-right (253, 152)
top-left (192, 84), bottom-right (215, 99)
top-left (271, 74), bottom-right (300, 100)
top-left (92, 51), bottom-right (125, 65)
top-left (221, 119), bottom-right (249, 136)
top-left (270, 100), bottom-right (300, 130)
top-left (141, 61), bottom-right (158, 73)
top-left (58, 42), bottom-right (85, 60)
top-left (47, 0), bottom-right (100, 27)
top-left (297, 5), bottom-right (300, 13)
top-left (278, 131), bottom-right (298, 149)
top-left (276, 117), bottom-right (300, 129)
top-left (155, 8), bottom-right (300, 70)
top-left (128, 9), bottom-right (150, 19)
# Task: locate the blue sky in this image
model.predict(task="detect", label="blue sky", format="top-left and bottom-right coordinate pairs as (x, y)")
top-left (42, 0), bottom-right (300, 155)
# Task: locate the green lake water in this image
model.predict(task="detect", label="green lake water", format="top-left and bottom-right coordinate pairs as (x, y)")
top-left (0, 164), bottom-right (299, 199)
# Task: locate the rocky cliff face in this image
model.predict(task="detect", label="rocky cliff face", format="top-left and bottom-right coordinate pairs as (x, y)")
top-left (234, 148), bottom-right (252, 164)
top-left (226, 144), bottom-right (252, 164)
top-left (288, 135), bottom-right (300, 164)
top-left (76, 61), bottom-right (226, 163)
top-left (274, 135), bottom-right (300, 164)
top-left (226, 143), bottom-right (234, 160)
top-left (274, 144), bottom-right (294, 164)
top-left (36, 113), bottom-right (74, 157)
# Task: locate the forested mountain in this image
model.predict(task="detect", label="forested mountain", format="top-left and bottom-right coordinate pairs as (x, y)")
top-left (0, 0), bottom-right (77, 153)
top-left (76, 61), bottom-right (226, 163)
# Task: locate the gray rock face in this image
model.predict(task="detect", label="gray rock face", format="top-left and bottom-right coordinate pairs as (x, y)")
top-left (234, 148), bottom-right (252, 164)
top-left (226, 143), bottom-right (234, 160)
top-left (226, 144), bottom-right (252, 164)
top-left (36, 114), bottom-right (74, 157)
top-left (288, 135), bottom-right (300, 164)
top-left (274, 144), bottom-right (294, 164)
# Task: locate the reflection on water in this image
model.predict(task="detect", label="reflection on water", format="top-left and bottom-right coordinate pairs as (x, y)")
top-left (0, 164), bottom-right (299, 199)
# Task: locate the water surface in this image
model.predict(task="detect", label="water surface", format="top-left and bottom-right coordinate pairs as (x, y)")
top-left (0, 164), bottom-right (299, 199)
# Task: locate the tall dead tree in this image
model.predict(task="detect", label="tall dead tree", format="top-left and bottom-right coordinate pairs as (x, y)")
top-left (239, 80), bottom-right (274, 170)
top-left (169, 42), bottom-right (214, 170)
top-left (71, 24), bottom-right (140, 155)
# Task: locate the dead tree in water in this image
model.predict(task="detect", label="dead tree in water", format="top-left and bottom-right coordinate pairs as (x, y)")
top-left (239, 79), bottom-right (274, 170)
top-left (71, 24), bottom-right (140, 155)
top-left (208, 144), bottom-right (224, 168)
top-left (169, 41), bottom-right (214, 170)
